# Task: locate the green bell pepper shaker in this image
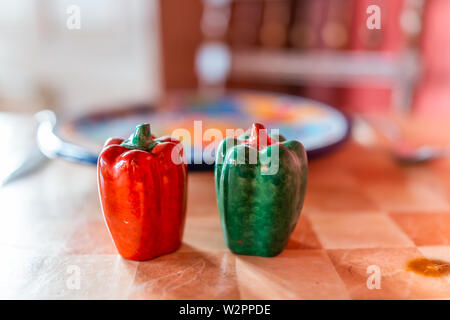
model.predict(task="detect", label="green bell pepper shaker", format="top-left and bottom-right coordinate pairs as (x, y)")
top-left (215, 123), bottom-right (308, 257)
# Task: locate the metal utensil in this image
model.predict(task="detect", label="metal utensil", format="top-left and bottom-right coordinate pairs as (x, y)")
top-left (392, 143), bottom-right (450, 164)
top-left (36, 110), bottom-right (98, 165)
top-left (358, 115), bottom-right (450, 165)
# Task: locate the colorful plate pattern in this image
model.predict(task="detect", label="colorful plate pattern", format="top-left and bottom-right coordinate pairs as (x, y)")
top-left (60, 91), bottom-right (351, 167)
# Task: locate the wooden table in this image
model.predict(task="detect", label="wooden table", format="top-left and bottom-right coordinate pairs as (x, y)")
top-left (1, 114), bottom-right (450, 299)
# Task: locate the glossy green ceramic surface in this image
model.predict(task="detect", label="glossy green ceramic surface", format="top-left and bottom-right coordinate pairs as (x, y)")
top-left (215, 124), bottom-right (308, 257)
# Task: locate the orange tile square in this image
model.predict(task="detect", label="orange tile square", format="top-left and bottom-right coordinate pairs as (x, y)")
top-left (310, 143), bottom-right (367, 171)
top-left (236, 250), bottom-right (349, 299)
top-left (186, 173), bottom-right (218, 217)
top-left (64, 219), bottom-right (116, 255)
top-left (0, 218), bottom-right (79, 256)
top-left (304, 184), bottom-right (378, 214)
top-left (418, 245), bottom-right (450, 266)
top-left (182, 215), bottom-right (228, 252)
top-left (328, 248), bottom-right (450, 299)
top-left (431, 162), bottom-right (450, 204)
top-left (347, 150), bottom-right (407, 184)
top-left (129, 251), bottom-right (240, 299)
top-left (0, 253), bottom-right (138, 299)
top-left (308, 213), bottom-right (414, 249)
top-left (308, 165), bottom-right (356, 188)
top-left (363, 179), bottom-right (449, 212)
top-left (390, 212), bottom-right (450, 246)
top-left (286, 215), bottom-right (322, 250)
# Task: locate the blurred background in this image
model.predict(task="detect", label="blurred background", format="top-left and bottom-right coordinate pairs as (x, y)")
top-left (0, 0), bottom-right (159, 114)
top-left (1, 0), bottom-right (449, 117)
top-left (2, 1), bottom-right (450, 300)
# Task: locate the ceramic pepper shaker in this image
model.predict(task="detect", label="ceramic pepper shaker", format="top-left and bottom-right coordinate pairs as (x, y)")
top-left (215, 123), bottom-right (308, 257)
top-left (97, 124), bottom-right (187, 261)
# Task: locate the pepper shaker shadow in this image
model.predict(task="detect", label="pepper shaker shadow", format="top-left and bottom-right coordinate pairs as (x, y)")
top-left (97, 124), bottom-right (187, 261)
top-left (215, 123), bottom-right (308, 257)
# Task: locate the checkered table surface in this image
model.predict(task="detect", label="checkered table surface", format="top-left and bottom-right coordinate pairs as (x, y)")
top-left (1, 116), bottom-right (450, 299)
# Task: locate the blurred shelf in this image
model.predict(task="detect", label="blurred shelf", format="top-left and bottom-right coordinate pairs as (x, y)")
top-left (230, 49), bottom-right (421, 111)
top-left (230, 49), bottom-right (421, 88)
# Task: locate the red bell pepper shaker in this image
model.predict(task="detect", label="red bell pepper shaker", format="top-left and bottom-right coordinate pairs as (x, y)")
top-left (97, 124), bottom-right (187, 261)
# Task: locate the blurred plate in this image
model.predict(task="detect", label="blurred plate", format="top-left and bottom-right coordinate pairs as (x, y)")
top-left (59, 91), bottom-right (351, 169)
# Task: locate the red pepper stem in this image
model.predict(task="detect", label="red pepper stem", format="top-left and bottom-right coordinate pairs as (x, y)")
top-left (249, 123), bottom-right (270, 149)
top-left (121, 123), bottom-right (155, 150)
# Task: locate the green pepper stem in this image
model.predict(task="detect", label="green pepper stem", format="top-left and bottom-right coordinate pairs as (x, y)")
top-left (121, 123), bottom-right (155, 150)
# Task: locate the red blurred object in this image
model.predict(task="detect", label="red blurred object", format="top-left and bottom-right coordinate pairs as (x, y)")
top-left (339, 0), bottom-right (406, 113)
top-left (413, 0), bottom-right (450, 117)
top-left (159, 0), bottom-right (422, 115)
top-left (339, 87), bottom-right (393, 114)
top-left (348, 0), bottom-right (405, 52)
